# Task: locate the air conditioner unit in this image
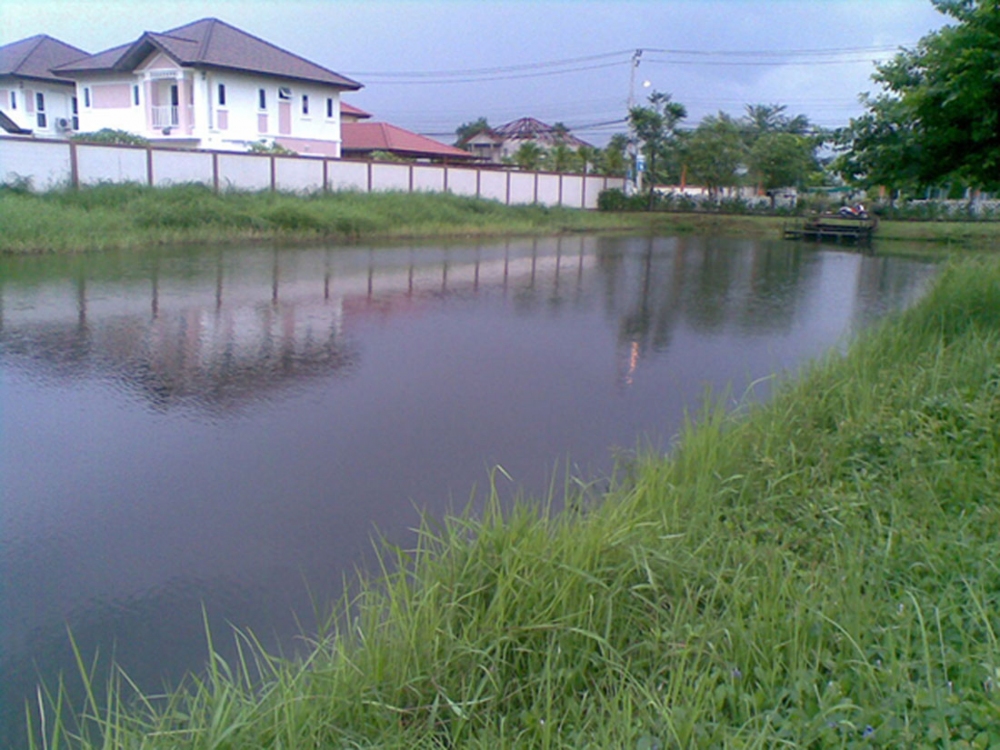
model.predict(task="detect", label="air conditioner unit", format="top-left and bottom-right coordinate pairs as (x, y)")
top-left (55, 117), bottom-right (71, 132)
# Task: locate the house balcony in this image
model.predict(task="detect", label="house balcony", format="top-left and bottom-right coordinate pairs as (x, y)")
top-left (151, 105), bottom-right (179, 129)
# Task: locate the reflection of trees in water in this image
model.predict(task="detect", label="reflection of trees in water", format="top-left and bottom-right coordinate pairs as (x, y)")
top-left (592, 236), bottom-right (822, 377)
top-left (0, 238), bottom-right (927, 414)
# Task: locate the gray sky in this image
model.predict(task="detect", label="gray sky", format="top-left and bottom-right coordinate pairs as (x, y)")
top-left (2, 0), bottom-right (947, 145)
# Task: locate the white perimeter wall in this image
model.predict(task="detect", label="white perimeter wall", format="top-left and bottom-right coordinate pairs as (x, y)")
top-left (0, 136), bottom-right (624, 205)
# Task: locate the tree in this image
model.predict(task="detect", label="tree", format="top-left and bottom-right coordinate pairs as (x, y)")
top-left (840, 0), bottom-right (1000, 191)
top-left (455, 117), bottom-right (492, 148)
top-left (547, 140), bottom-right (579, 173)
top-left (629, 90), bottom-right (687, 207)
top-left (747, 131), bottom-right (817, 207)
top-left (512, 141), bottom-right (545, 171)
top-left (743, 104), bottom-right (811, 138)
top-left (601, 134), bottom-right (630, 177)
top-left (833, 94), bottom-right (922, 198)
top-left (683, 113), bottom-right (747, 200)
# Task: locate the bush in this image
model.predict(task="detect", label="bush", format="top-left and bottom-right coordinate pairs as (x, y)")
top-left (71, 129), bottom-right (149, 147)
top-left (597, 188), bottom-right (627, 211)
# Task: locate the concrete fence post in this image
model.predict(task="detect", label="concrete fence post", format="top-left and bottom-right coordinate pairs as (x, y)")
top-left (69, 141), bottom-right (79, 189)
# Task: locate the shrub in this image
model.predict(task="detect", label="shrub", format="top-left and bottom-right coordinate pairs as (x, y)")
top-left (71, 129), bottom-right (149, 147)
top-left (597, 188), bottom-right (627, 211)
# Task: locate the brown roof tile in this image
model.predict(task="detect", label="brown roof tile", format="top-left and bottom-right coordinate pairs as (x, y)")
top-left (54, 18), bottom-right (360, 90)
top-left (0, 34), bottom-right (89, 83)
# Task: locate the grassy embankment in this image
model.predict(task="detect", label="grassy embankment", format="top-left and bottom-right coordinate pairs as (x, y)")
top-left (31, 257), bottom-right (1000, 747)
top-left (0, 182), bottom-right (665, 254)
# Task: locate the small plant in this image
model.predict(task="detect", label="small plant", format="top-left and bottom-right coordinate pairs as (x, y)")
top-left (247, 140), bottom-right (297, 155)
top-left (71, 129), bottom-right (150, 146)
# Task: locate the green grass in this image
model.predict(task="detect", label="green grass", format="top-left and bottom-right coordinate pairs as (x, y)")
top-left (27, 258), bottom-right (1000, 748)
top-left (6, 181), bottom-right (1000, 254)
top-left (0, 183), bottom-right (658, 254)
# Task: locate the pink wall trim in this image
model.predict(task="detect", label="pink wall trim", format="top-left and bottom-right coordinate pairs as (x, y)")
top-left (136, 52), bottom-right (179, 72)
top-left (274, 137), bottom-right (340, 157)
top-left (93, 84), bottom-right (131, 109)
top-left (258, 113), bottom-right (268, 134)
top-left (217, 110), bottom-right (228, 130)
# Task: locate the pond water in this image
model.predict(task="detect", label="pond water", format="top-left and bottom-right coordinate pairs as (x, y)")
top-left (0, 234), bottom-right (937, 743)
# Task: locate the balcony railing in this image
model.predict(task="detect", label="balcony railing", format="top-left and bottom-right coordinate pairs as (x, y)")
top-left (151, 106), bottom-right (179, 129)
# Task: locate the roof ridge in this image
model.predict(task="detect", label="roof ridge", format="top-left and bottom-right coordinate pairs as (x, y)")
top-left (195, 16), bottom-right (361, 89)
top-left (11, 34), bottom-right (47, 75)
top-left (195, 19), bottom-right (217, 62)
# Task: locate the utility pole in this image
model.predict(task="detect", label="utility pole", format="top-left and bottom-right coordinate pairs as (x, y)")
top-left (626, 49), bottom-right (642, 196)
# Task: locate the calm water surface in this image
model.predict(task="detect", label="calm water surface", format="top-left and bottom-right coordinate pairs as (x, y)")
top-left (0, 235), bottom-right (936, 742)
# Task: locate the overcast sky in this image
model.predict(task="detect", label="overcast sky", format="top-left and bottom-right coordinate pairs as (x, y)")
top-left (2, 0), bottom-right (948, 145)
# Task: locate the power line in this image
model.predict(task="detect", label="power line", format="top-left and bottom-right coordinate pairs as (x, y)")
top-left (345, 43), bottom-right (912, 83)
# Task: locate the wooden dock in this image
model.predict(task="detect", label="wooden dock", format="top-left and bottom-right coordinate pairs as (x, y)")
top-left (783, 215), bottom-right (878, 245)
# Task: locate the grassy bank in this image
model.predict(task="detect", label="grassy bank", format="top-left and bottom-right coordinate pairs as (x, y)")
top-left (31, 258), bottom-right (1000, 747)
top-left (6, 181), bottom-right (998, 255)
top-left (0, 183), bottom-right (662, 254)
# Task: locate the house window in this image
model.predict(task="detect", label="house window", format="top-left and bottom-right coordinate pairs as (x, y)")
top-left (133, 85), bottom-right (140, 106)
top-left (35, 92), bottom-right (46, 128)
top-left (9, 91), bottom-right (15, 109)
top-left (326, 97), bottom-right (333, 119)
top-left (71, 96), bottom-right (79, 130)
top-left (218, 83), bottom-right (226, 106)
top-left (84, 87), bottom-right (91, 107)
top-left (258, 88), bottom-right (266, 109)
top-left (301, 94), bottom-right (309, 115)
top-left (278, 86), bottom-right (291, 101)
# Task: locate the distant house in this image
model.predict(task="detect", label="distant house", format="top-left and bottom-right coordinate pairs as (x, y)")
top-left (340, 101), bottom-right (372, 123)
top-left (341, 119), bottom-right (477, 163)
top-left (52, 18), bottom-right (361, 156)
top-left (0, 35), bottom-right (89, 137)
top-left (460, 117), bottom-right (592, 164)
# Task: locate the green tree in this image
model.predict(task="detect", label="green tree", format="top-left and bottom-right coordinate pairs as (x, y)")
top-left (743, 103), bottom-right (811, 138)
top-left (512, 141), bottom-right (545, 171)
top-left (684, 113), bottom-right (747, 200)
top-left (547, 140), bottom-right (580, 173)
top-left (577, 144), bottom-right (602, 174)
top-left (833, 94), bottom-right (922, 199)
top-left (601, 133), bottom-right (629, 177)
top-left (455, 117), bottom-right (492, 148)
top-left (841, 0), bottom-right (1000, 191)
top-left (747, 131), bottom-right (817, 207)
top-left (629, 90), bottom-right (687, 207)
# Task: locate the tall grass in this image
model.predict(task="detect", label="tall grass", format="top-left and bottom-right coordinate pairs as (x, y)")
top-left (29, 259), bottom-right (1000, 748)
top-left (0, 183), bottom-right (649, 254)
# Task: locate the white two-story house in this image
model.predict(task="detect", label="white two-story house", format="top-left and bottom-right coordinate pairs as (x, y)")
top-left (52, 18), bottom-right (361, 156)
top-left (0, 34), bottom-right (89, 138)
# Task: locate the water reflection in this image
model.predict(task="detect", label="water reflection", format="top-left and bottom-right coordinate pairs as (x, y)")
top-left (0, 236), bottom-right (936, 745)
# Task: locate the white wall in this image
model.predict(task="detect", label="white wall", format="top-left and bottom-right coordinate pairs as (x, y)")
top-left (0, 137), bottom-right (626, 206)
top-left (0, 137), bottom-right (71, 188)
top-left (151, 149), bottom-right (213, 186)
top-left (77, 74), bottom-right (147, 135)
top-left (447, 167), bottom-right (478, 197)
top-left (508, 171), bottom-right (537, 205)
top-left (0, 80), bottom-right (77, 138)
top-left (77, 144), bottom-right (147, 184)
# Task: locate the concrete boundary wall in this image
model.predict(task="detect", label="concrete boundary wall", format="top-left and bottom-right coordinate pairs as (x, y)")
top-left (0, 136), bottom-right (624, 208)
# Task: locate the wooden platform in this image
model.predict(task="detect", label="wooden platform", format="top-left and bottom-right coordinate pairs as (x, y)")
top-left (783, 215), bottom-right (878, 244)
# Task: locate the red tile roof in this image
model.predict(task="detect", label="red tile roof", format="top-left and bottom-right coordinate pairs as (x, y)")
top-left (340, 101), bottom-right (372, 119)
top-left (54, 18), bottom-right (360, 90)
top-left (341, 122), bottom-right (477, 160)
top-left (0, 35), bottom-right (89, 84)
